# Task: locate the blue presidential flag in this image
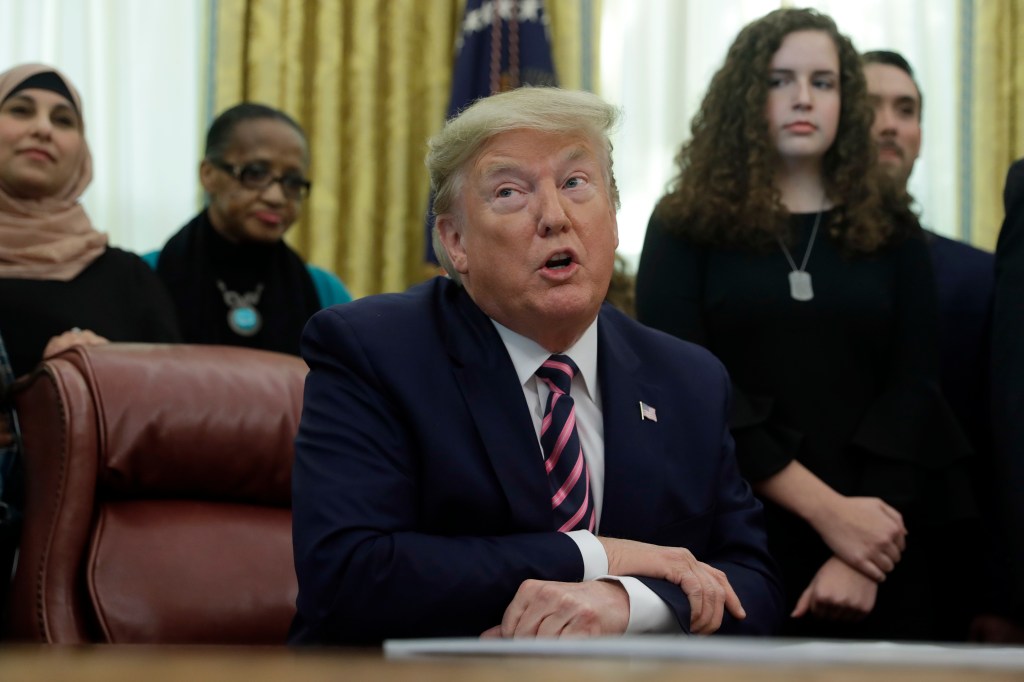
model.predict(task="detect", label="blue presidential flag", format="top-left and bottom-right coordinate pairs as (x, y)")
top-left (425, 0), bottom-right (558, 263)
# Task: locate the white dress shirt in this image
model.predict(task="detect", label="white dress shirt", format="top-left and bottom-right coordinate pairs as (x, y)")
top-left (493, 319), bottom-right (678, 633)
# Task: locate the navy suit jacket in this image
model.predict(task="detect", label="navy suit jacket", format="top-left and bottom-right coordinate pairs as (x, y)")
top-left (289, 277), bottom-right (783, 645)
top-left (926, 230), bottom-right (994, 460)
top-left (993, 158), bottom-right (1024, 619)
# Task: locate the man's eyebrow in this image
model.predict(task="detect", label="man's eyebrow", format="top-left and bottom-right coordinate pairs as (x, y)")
top-left (480, 161), bottom-right (522, 180)
top-left (869, 93), bottom-right (919, 108)
top-left (478, 145), bottom-right (594, 179)
top-left (564, 146), bottom-right (592, 163)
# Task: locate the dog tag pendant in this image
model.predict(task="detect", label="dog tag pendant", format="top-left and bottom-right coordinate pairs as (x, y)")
top-left (788, 270), bottom-right (814, 301)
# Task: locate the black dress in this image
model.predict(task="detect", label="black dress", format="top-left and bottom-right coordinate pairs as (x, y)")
top-left (0, 247), bottom-right (180, 377)
top-left (636, 209), bottom-right (976, 640)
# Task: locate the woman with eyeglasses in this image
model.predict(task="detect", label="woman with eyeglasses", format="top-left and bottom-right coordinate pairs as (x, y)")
top-left (146, 103), bottom-right (351, 356)
top-left (0, 63), bottom-right (179, 378)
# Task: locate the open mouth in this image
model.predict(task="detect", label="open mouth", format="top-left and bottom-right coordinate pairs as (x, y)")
top-left (545, 253), bottom-right (573, 270)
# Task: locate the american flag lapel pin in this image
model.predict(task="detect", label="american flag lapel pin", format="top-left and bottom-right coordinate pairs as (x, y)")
top-left (639, 401), bottom-right (658, 422)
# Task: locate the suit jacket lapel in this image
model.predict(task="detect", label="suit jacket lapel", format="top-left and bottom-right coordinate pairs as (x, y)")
top-left (597, 309), bottom-right (668, 537)
top-left (442, 283), bottom-right (552, 530)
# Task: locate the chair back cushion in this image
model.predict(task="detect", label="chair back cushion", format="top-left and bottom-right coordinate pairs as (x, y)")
top-left (10, 344), bottom-right (306, 643)
top-left (90, 500), bottom-right (294, 643)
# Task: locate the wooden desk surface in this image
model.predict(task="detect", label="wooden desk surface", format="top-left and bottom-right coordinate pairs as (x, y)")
top-left (3, 646), bottom-right (1024, 682)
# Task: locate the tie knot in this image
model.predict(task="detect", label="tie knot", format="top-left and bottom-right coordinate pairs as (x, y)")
top-left (536, 354), bottom-right (577, 395)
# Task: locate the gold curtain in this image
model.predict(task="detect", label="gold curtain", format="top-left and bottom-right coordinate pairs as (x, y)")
top-left (214, 0), bottom-right (460, 297)
top-left (972, 0), bottom-right (1024, 249)
top-left (213, 0), bottom-right (592, 297)
top-left (547, 0), bottom-right (601, 92)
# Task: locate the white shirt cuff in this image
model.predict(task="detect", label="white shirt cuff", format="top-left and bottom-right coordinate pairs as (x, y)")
top-left (600, 576), bottom-right (681, 634)
top-left (565, 531), bottom-right (680, 633)
top-left (565, 530), bottom-right (608, 580)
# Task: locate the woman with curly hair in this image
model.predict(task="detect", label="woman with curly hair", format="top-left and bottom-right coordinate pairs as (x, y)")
top-left (636, 8), bottom-right (976, 640)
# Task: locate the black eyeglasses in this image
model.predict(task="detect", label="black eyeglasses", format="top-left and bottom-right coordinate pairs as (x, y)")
top-left (210, 160), bottom-right (312, 201)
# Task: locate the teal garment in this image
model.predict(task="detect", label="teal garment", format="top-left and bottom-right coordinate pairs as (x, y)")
top-left (307, 264), bottom-right (353, 307)
top-left (142, 249), bottom-right (351, 309)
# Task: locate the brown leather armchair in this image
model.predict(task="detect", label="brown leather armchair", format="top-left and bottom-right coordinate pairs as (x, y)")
top-left (6, 343), bottom-right (306, 644)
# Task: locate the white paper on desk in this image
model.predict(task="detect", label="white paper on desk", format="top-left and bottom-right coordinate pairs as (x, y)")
top-left (384, 635), bottom-right (1024, 670)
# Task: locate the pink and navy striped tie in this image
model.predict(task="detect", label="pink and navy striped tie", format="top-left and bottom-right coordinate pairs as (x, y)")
top-left (536, 355), bottom-right (596, 533)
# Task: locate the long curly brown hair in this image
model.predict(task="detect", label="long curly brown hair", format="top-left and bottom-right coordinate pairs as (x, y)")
top-left (657, 8), bottom-right (916, 253)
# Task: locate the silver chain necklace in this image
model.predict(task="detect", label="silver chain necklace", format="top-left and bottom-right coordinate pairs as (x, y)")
top-left (217, 280), bottom-right (265, 337)
top-left (776, 202), bottom-right (824, 302)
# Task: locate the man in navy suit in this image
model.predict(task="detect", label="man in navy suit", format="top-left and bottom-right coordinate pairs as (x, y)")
top-left (863, 50), bottom-right (994, 459)
top-left (990, 157), bottom-right (1024, 642)
top-left (289, 87), bottom-right (783, 645)
top-left (864, 51), bottom-right (997, 641)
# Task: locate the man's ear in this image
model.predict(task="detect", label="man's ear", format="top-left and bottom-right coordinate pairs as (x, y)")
top-left (199, 159), bottom-right (218, 195)
top-left (435, 214), bottom-right (469, 275)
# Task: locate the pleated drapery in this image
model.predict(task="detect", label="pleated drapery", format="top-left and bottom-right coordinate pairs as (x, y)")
top-left (971, 0), bottom-right (1024, 249)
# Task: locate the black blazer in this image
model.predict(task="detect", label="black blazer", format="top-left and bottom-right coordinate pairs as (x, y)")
top-left (992, 158), bottom-right (1024, 619)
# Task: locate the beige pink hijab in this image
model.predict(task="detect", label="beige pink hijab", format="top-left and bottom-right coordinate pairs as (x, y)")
top-left (0, 63), bottom-right (106, 281)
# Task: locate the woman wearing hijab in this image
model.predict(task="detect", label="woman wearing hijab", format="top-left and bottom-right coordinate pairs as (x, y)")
top-left (147, 103), bottom-right (351, 357)
top-left (0, 63), bottom-right (180, 623)
top-left (0, 63), bottom-right (180, 378)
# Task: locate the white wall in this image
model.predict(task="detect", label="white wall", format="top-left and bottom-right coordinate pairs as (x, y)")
top-left (600, 0), bottom-right (960, 266)
top-left (0, 0), bottom-right (207, 253)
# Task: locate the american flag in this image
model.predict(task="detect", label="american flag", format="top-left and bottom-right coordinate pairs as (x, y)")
top-left (639, 401), bottom-right (658, 422)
